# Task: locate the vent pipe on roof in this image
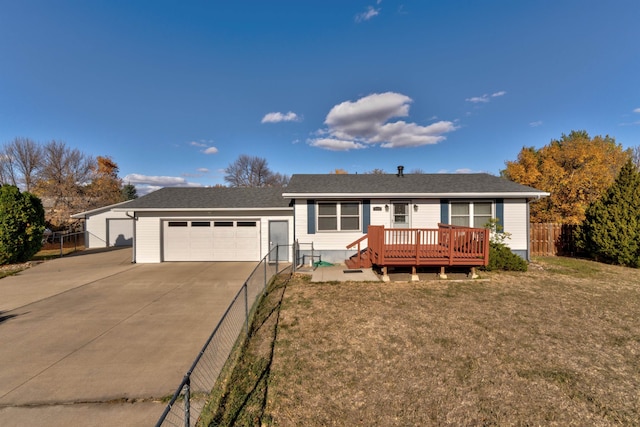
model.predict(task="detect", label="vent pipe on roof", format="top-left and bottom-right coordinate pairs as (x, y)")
top-left (397, 165), bottom-right (404, 177)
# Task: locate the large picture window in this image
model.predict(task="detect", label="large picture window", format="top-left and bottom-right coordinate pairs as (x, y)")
top-left (451, 201), bottom-right (493, 227)
top-left (317, 202), bottom-right (360, 231)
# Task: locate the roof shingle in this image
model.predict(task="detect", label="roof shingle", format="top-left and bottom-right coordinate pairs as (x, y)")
top-left (283, 173), bottom-right (547, 196)
top-left (119, 187), bottom-right (291, 210)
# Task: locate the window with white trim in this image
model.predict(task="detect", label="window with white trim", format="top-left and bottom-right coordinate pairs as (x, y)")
top-left (450, 201), bottom-right (493, 227)
top-left (317, 202), bottom-right (360, 231)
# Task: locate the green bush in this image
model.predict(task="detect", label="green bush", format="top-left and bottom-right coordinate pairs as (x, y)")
top-left (484, 242), bottom-right (528, 271)
top-left (480, 218), bottom-right (528, 272)
top-left (0, 184), bottom-right (45, 265)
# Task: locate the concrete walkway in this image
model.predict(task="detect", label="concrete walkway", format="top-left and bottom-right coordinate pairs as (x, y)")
top-left (0, 248), bottom-right (256, 426)
top-left (310, 265), bottom-right (380, 282)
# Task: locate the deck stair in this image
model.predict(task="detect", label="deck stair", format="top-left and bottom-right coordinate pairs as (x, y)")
top-left (345, 248), bottom-right (372, 269)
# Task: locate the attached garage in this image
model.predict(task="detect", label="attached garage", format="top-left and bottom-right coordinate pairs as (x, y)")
top-left (108, 187), bottom-right (294, 263)
top-left (163, 219), bottom-right (260, 261)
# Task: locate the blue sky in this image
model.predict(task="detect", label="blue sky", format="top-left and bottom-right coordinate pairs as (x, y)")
top-left (1, 0), bottom-right (639, 194)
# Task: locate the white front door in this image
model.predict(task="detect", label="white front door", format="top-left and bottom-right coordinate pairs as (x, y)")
top-left (391, 202), bottom-right (410, 228)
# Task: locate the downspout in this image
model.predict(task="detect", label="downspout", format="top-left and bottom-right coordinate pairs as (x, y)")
top-left (126, 211), bottom-right (137, 263)
top-left (526, 199), bottom-right (532, 262)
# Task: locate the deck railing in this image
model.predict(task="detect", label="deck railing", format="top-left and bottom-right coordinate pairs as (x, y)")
top-left (350, 224), bottom-right (489, 267)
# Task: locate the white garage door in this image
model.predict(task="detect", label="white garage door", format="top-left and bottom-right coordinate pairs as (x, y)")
top-left (107, 219), bottom-right (134, 246)
top-left (163, 220), bottom-right (260, 261)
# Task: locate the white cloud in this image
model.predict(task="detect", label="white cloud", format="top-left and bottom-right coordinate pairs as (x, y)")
top-left (466, 91), bottom-right (507, 103)
top-left (124, 174), bottom-right (189, 186)
top-left (355, 5), bottom-right (380, 22)
top-left (261, 111), bottom-right (301, 123)
top-left (309, 92), bottom-right (457, 151)
top-left (196, 167), bottom-right (210, 173)
top-left (436, 168), bottom-right (481, 174)
top-left (529, 120), bottom-right (543, 127)
top-left (634, 108), bottom-right (640, 114)
top-left (203, 146), bottom-right (218, 154)
top-left (189, 141), bottom-right (206, 147)
top-left (309, 138), bottom-right (366, 151)
top-left (466, 96), bottom-right (490, 103)
top-left (123, 173), bottom-right (203, 195)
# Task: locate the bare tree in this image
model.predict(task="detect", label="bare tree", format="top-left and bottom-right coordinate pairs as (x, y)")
top-left (0, 149), bottom-right (17, 186)
top-left (365, 168), bottom-right (386, 174)
top-left (632, 145), bottom-right (640, 170)
top-left (34, 140), bottom-right (95, 227)
top-left (224, 155), bottom-right (289, 187)
top-left (0, 137), bottom-right (43, 190)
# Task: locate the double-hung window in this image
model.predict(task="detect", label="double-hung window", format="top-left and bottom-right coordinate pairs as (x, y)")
top-left (450, 201), bottom-right (493, 228)
top-left (317, 202), bottom-right (360, 231)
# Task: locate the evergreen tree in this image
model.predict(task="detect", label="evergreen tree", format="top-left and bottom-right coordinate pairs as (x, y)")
top-left (578, 160), bottom-right (640, 267)
top-left (121, 183), bottom-right (138, 200)
top-left (0, 185), bottom-right (46, 264)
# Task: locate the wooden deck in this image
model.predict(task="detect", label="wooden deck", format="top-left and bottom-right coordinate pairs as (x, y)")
top-left (346, 224), bottom-right (490, 274)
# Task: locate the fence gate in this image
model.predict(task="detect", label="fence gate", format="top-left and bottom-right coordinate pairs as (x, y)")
top-left (530, 223), bottom-right (577, 256)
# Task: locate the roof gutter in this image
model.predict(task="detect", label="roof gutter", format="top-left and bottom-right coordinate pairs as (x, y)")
top-left (112, 206), bottom-right (294, 212)
top-left (282, 192), bottom-right (550, 199)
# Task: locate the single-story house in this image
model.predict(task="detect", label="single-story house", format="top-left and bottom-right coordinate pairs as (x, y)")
top-left (72, 168), bottom-right (549, 264)
top-left (282, 168), bottom-right (549, 264)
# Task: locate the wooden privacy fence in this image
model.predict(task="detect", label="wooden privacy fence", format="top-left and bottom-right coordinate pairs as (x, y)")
top-left (530, 223), bottom-right (577, 256)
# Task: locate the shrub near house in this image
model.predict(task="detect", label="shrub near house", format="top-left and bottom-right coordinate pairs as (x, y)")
top-left (0, 184), bottom-right (45, 265)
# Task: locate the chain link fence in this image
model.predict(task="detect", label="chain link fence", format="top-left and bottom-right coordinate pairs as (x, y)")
top-left (155, 245), bottom-right (294, 427)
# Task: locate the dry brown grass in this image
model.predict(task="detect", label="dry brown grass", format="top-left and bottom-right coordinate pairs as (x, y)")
top-left (264, 258), bottom-right (640, 426)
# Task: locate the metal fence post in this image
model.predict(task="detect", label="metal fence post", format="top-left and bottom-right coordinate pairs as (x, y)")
top-left (244, 282), bottom-right (249, 334)
top-left (275, 245), bottom-right (279, 274)
top-left (184, 377), bottom-right (190, 427)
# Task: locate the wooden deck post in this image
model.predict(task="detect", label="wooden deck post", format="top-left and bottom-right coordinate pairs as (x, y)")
top-left (439, 266), bottom-right (447, 279)
top-left (470, 267), bottom-right (479, 279)
top-left (411, 266), bottom-right (419, 282)
top-left (381, 266), bottom-right (390, 282)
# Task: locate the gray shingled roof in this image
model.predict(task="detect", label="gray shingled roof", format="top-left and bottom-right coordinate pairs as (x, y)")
top-left (283, 173), bottom-right (548, 196)
top-left (117, 187), bottom-right (291, 210)
top-left (112, 174), bottom-right (547, 212)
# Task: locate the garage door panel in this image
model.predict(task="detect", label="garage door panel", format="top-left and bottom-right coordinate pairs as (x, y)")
top-left (164, 220), bottom-right (260, 262)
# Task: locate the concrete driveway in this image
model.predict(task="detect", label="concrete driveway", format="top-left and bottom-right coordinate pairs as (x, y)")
top-left (0, 248), bottom-right (257, 426)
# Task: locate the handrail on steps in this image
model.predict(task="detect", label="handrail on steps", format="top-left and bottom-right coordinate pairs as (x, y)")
top-left (346, 234), bottom-right (369, 269)
top-left (346, 234), bottom-right (368, 250)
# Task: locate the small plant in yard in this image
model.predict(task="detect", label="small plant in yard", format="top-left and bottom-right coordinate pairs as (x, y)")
top-left (482, 218), bottom-right (527, 271)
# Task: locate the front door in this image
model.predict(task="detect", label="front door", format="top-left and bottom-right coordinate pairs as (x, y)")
top-left (392, 202), bottom-right (410, 228)
top-left (269, 220), bottom-right (289, 262)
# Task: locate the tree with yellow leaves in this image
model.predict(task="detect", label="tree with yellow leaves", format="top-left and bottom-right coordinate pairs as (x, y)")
top-left (502, 130), bottom-right (630, 224)
top-left (86, 156), bottom-right (124, 207)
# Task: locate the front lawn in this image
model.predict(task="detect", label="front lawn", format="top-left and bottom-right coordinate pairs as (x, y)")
top-left (204, 257), bottom-right (640, 426)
